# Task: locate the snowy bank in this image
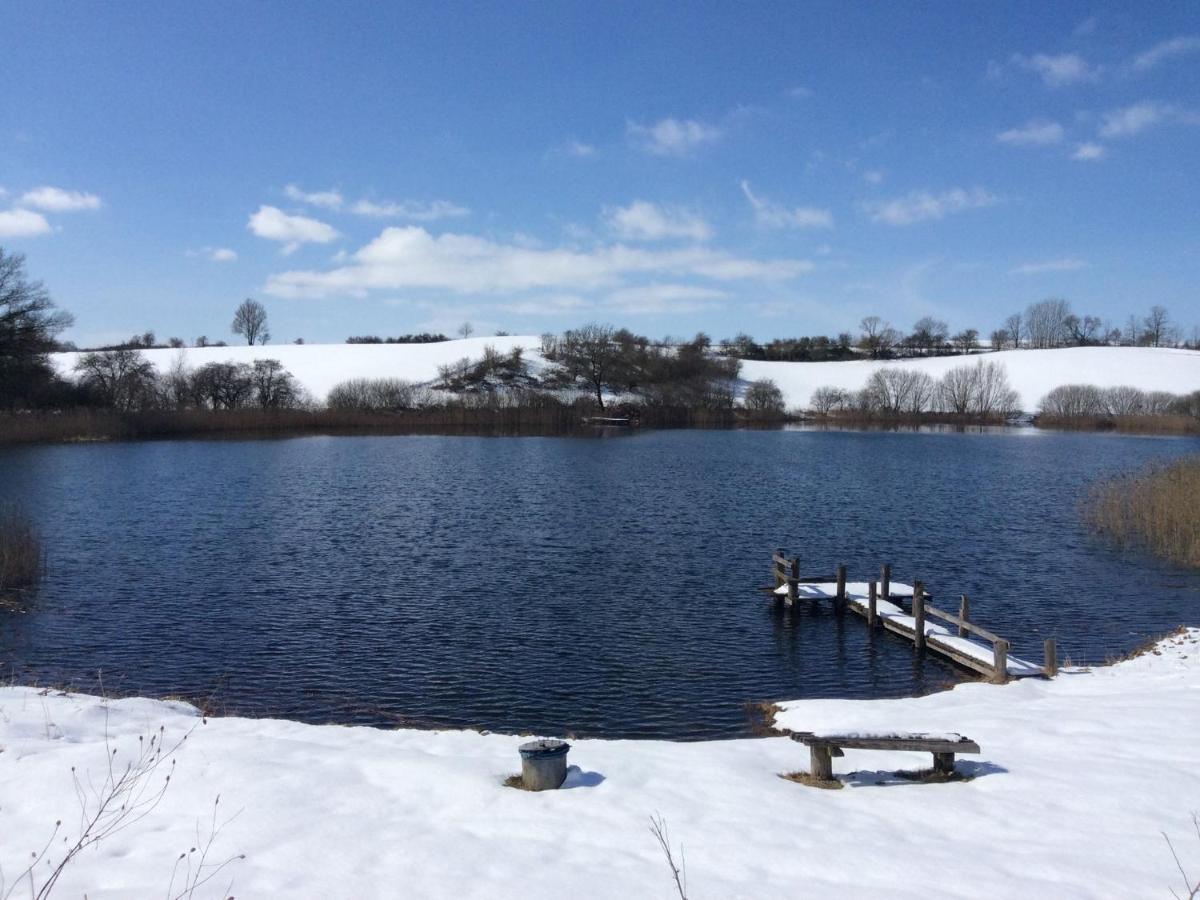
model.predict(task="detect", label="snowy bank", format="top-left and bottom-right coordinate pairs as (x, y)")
top-left (50, 341), bottom-right (1200, 412)
top-left (2, 629), bottom-right (1198, 898)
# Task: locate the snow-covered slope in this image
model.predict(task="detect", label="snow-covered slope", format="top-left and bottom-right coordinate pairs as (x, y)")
top-left (51, 340), bottom-right (1200, 412)
top-left (742, 345), bottom-right (1200, 412)
top-left (2, 630), bottom-right (1197, 898)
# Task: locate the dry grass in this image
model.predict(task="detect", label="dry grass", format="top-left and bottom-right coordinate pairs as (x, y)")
top-left (743, 700), bottom-right (788, 737)
top-left (893, 767), bottom-right (972, 784)
top-left (0, 506), bottom-right (43, 593)
top-left (502, 774), bottom-right (535, 791)
top-left (1037, 414), bottom-right (1200, 434)
top-left (1086, 456), bottom-right (1200, 568)
top-left (778, 771), bottom-right (844, 790)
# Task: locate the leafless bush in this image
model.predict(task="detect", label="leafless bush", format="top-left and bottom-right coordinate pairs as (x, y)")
top-left (1162, 812), bottom-right (1200, 899)
top-left (1104, 385), bottom-right (1147, 416)
top-left (0, 506), bottom-right (42, 592)
top-left (326, 377), bottom-right (429, 412)
top-left (862, 367), bottom-right (937, 414)
top-left (809, 386), bottom-right (851, 415)
top-left (742, 378), bottom-right (785, 414)
top-left (1039, 384), bottom-right (1107, 417)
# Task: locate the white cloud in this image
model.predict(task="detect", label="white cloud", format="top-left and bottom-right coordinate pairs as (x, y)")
top-left (740, 181), bottom-right (833, 229)
top-left (997, 119), bottom-right (1065, 145)
top-left (284, 184), bottom-right (343, 209)
top-left (867, 187), bottom-right (998, 226)
top-left (565, 140), bottom-right (596, 157)
top-left (247, 205), bottom-right (339, 254)
top-left (604, 200), bottom-right (712, 242)
top-left (210, 247), bottom-right (238, 262)
top-left (19, 186), bottom-right (102, 212)
top-left (1072, 142), bottom-right (1106, 161)
top-left (1010, 257), bottom-right (1088, 275)
top-left (606, 283), bottom-right (727, 314)
top-left (786, 85), bottom-right (814, 99)
top-left (1131, 35), bottom-right (1200, 71)
top-left (1074, 17), bottom-right (1098, 37)
top-left (1098, 100), bottom-right (1200, 138)
top-left (0, 208), bottom-right (52, 238)
top-left (626, 118), bottom-right (722, 156)
top-left (350, 198), bottom-right (470, 220)
top-left (1011, 52), bottom-right (1101, 87)
top-left (862, 169), bottom-right (885, 185)
top-left (263, 226), bottom-right (810, 299)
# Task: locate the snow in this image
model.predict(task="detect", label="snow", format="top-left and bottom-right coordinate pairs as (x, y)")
top-left (2, 629), bottom-right (1198, 897)
top-left (49, 341), bottom-right (1200, 412)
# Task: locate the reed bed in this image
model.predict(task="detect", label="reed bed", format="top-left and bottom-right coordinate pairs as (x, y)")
top-left (0, 506), bottom-right (43, 592)
top-left (1086, 456), bottom-right (1200, 568)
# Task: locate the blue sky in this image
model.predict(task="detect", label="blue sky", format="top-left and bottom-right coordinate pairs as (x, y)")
top-left (2, 1), bottom-right (1197, 346)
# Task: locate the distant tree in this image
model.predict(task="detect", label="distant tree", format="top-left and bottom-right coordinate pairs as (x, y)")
top-left (457, 321), bottom-right (474, 339)
top-left (74, 348), bottom-right (157, 410)
top-left (858, 316), bottom-right (900, 359)
top-left (294, 337), bottom-right (305, 344)
top-left (1064, 314), bottom-right (1103, 346)
top-left (0, 248), bottom-right (75, 408)
top-left (232, 298), bottom-right (269, 345)
top-left (1003, 312), bottom-right (1023, 349)
top-left (951, 328), bottom-right (979, 355)
top-left (189, 361), bottom-right (253, 409)
top-left (1142, 305), bottom-right (1171, 348)
top-left (743, 378), bottom-right (785, 414)
top-left (557, 323), bottom-right (618, 408)
top-left (249, 359), bottom-right (301, 408)
top-left (167, 336), bottom-right (185, 348)
top-left (809, 386), bottom-right (850, 415)
top-left (909, 317), bottom-right (949, 356)
top-left (195, 335), bottom-right (209, 348)
top-left (1025, 298), bottom-right (1072, 349)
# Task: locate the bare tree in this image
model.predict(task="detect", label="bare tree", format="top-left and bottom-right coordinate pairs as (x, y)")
top-left (951, 328), bottom-right (979, 355)
top-left (909, 317), bottom-right (949, 356)
top-left (1024, 298), bottom-right (1072, 349)
top-left (0, 248), bottom-right (75, 408)
top-left (1143, 305), bottom-right (1171, 348)
top-left (74, 348), bottom-right (157, 410)
top-left (558, 323), bottom-right (618, 408)
top-left (1003, 312), bottom-right (1023, 349)
top-left (743, 378), bottom-right (785, 414)
top-left (457, 321), bottom-right (474, 339)
top-left (231, 298), bottom-right (269, 346)
top-left (250, 359), bottom-right (301, 408)
top-left (810, 386), bottom-right (850, 415)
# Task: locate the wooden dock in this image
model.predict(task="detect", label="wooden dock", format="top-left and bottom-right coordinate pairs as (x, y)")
top-left (765, 550), bottom-right (1055, 683)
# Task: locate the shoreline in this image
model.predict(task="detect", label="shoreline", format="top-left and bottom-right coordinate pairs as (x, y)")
top-left (2, 627), bottom-right (1196, 896)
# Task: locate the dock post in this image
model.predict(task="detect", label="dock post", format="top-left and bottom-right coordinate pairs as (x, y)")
top-left (1043, 638), bottom-right (1058, 677)
top-left (992, 640), bottom-right (1010, 684)
top-left (787, 556), bottom-right (799, 606)
top-left (835, 564), bottom-right (847, 614)
top-left (958, 595), bottom-right (970, 637)
top-left (810, 745), bottom-right (833, 781)
top-left (773, 548), bottom-right (785, 605)
top-left (868, 581), bottom-right (878, 628)
top-left (913, 581), bottom-right (926, 651)
top-left (880, 564), bottom-right (891, 601)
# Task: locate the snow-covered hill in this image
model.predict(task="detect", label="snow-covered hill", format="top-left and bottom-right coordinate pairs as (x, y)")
top-left (51, 340), bottom-right (1200, 412)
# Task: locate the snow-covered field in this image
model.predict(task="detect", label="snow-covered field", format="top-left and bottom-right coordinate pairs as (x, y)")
top-left (2, 629), bottom-right (1197, 898)
top-left (50, 340), bottom-right (1200, 412)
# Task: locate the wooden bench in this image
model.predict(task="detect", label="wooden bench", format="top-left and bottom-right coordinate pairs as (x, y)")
top-left (790, 731), bottom-right (981, 780)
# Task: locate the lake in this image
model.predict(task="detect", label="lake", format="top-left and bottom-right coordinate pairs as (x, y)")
top-left (1, 428), bottom-right (1198, 739)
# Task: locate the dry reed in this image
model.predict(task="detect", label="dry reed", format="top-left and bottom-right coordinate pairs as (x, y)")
top-left (0, 505), bottom-right (43, 591)
top-left (1086, 456), bottom-right (1200, 568)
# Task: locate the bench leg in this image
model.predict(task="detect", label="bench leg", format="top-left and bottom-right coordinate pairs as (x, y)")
top-left (810, 745), bottom-right (834, 781)
top-left (932, 752), bottom-right (955, 775)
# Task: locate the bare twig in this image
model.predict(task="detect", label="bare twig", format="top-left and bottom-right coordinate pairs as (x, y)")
top-left (649, 814), bottom-right (688, 900)
top-left (1164, 813), bottom-right (1200, 899)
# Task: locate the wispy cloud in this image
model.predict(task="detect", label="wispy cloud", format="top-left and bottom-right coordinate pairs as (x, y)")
top-left (209, 247), bottom-right (237, 262)
top-left (1010, 257), bottom-right (1088, 275)
top-left (1011, 52), bottom-right (1101, 87)
top-left (350, 199), bottom-right (470, 221)
top-left (626, 118), bottom-right (722, 156)
top-left (997, 119), bottom-right (1065, 145)
top-left (19, 186), bottom-right (102, 212)
top-left (247, 205), bottom-right (339, 255)
top-left (606, 283), bottom-right (727, 314)
top-left (1098, 100), bottom-right (1200, 138)
top-left (862, 169), bottom-right (885, 185)
top-left (0, 208), bottom-right (52, 238)
top-left (264, 226), bottom-right (810, 299)
top-left (786, 85), bottom-right (814, 99)
top-left (867, 187), bottom-right (998, 226)
top-left (1131, 35), bottom-right (1200, 71)
top-left (564, 140), bottom-right (597, 157)
top-left (1072, 142), bottom-right (1106, 161)
top-left (604, 200), bottom-right (712, 242)
top-left (740, 181), bottom-right (833, 229)
top-left (284, 184), bottom-right (344, 210)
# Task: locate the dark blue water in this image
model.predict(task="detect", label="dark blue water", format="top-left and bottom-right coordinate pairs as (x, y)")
top-left (1, 428), bottom-right (1198, 739)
